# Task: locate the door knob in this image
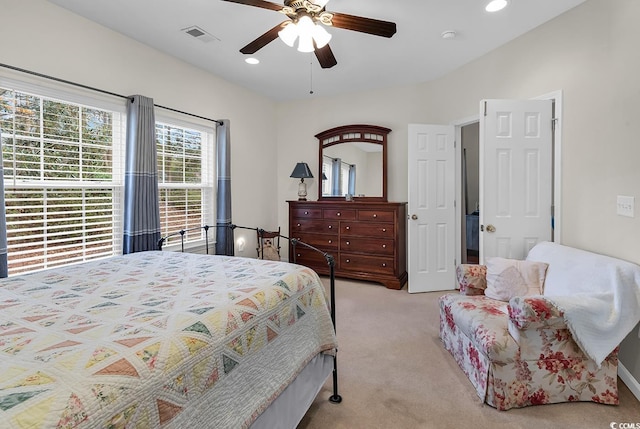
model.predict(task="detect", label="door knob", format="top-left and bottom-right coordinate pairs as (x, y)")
top-left (411, 214), bottom-right (418, 220)
top-left (486, 224), bottom-right (496, 233)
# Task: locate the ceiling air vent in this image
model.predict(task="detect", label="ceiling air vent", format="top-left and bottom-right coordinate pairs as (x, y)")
top-left (182, 26), bottom-right (219, 43)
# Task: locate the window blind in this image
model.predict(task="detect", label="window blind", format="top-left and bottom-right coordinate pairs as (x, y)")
top-left (1, 86), bottom-right (124, 274)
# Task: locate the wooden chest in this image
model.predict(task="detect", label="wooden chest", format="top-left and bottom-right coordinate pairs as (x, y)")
top-left (288, 201), bottom-right (407, 289)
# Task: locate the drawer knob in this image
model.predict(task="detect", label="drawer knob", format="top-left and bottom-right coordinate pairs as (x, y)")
top-left (382, 228), bottom-right (387, 232)
top-left (328, 225), bottom-right (332, 229)
top-left (337, 212), bottom-right (341, 216)
top-left (373, 214), bottom-right (377, 218)
top-left (304, 211), bottom-right (309, 215)
top-left (297, 223), bottom-right (301, 227)
top-left (346, 226), bottom-right (350, 230)
top-left (328, 240), bottom-right (332, 244)
top-left (345, 259), bottom-right (350, 263)
top-left (382, 244), bottom-right (386, 248)
top-left (297, 253), bottom-right (301, 257)
top-left (382, 263), bottom-right (387, 267)
top-left (346, 241), bottom-right (350, 245)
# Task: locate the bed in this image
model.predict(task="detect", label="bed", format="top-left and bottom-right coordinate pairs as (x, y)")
top-left (0, 251), bottom-right (337, 428)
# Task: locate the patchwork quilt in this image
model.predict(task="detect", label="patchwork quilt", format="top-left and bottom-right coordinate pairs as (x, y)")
top-left (0, 251), bottom-right (337, 428)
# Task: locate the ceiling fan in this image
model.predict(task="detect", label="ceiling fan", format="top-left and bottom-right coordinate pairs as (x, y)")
top-left (222, 0), bottom-right (397, 69)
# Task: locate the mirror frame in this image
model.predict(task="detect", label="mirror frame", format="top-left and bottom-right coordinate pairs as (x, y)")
top-left (316, 124), bottom-right (390, 201)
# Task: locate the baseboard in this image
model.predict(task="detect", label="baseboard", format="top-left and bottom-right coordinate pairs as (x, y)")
top-left (619, 363), bottom-right (640, 402)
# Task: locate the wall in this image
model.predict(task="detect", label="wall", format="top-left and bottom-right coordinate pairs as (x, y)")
top-left (0, 0), bottom-right (279, 256)
top-left (276, 0), bottom-right (640, 385)
top-left (364, 151), bottom-right (383, 198)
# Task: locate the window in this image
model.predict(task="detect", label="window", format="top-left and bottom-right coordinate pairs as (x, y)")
top-left (0, 86), bottom-right (124, 274)
top-left (322, 156), bottom-right (354, 197)
top-left (0, 78), bottom-right (215, 275)
top-left (156, 119), bottom-right (214, 249)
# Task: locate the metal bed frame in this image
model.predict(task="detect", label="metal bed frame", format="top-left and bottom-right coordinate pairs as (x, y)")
top-left (157, 224), bottom-right (342, 405)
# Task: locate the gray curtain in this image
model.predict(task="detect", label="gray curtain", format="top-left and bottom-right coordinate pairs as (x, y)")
top-left (215, 120), bottom-right (234, 256)
top-left (123, 95), bottom-right (161, 254)
top-left (348, 164), bottom-right (356, 196)
top-left (0, 132), bottom-right (7, 277)
top-left (331, 158), bottom-right (341, 196)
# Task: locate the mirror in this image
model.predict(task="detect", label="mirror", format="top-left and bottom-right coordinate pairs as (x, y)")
top-left (316, 124), bottom-right (390, 201)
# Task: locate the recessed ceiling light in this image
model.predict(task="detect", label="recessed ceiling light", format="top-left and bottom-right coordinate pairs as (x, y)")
top-left (485, 0), bottom-right (508, 12)
top-left (441, 30), bottom-right (457, 40)
top-left (245, 57), bottom-right (260, 65)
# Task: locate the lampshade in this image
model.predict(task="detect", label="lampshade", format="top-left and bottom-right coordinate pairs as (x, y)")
top-left (322, 172), bottom-right (328, 180)
top-left (312, 24), bottom-right (332, 49)
top-left (278, 22), bottom-right (298, 47)
top-left (297, 33), bottom-right (315, 53)
top-left (296, 15), bottom-right (315, 52)
top-left (290, 162), bottom-right (314, 179)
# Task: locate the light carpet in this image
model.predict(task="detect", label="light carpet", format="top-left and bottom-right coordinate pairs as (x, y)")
top-left (298, 278), bottom-right (640, 429)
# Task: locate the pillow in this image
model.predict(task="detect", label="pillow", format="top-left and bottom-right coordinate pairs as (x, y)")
top-left (484, 257), bottom-right (548, 302)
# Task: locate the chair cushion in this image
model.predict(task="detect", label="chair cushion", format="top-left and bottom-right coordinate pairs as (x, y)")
top-left (440, 293), bottom-right (519, 362)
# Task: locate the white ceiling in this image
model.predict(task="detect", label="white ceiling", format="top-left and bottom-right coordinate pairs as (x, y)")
top-left (48, 0), bottom-right (586, 102)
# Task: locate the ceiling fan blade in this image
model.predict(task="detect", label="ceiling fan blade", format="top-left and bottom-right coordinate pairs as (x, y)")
top-left (330, 12), bottom-right (397, 38)
top-left (314, 44), bottom-right (337, 69)
top-left (240, 22), bottom-right (286, 54)
top-left (221, 0), bottom-right (283, 12)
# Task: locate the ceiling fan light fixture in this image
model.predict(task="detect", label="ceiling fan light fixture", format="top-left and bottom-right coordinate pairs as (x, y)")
top-left (278, 21), bottom-right (299, 47)
top-left (226, 0), bottom-right (397, 69)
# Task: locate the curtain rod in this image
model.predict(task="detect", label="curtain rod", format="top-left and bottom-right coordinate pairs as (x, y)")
top-left (0, 63), bottom-right (223, 126)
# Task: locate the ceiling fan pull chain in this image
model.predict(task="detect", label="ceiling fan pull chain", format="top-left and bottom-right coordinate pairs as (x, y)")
top-left (309, 55), bottom-right (313, 94)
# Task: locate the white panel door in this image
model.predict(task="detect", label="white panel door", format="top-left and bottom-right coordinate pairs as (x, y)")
top-left (408, 124), bottom-right (456, 293)
top-left (479, 99), bottom-right (553, 262)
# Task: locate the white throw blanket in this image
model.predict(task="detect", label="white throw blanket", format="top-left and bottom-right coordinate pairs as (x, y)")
top-left (527, 242), bottom-right (640, 366)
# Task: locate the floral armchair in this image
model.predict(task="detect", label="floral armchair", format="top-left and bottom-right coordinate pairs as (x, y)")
top-left (439, 263), bottom-right (619, 410)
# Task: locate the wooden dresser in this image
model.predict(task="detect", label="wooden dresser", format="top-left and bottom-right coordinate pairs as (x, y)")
top-left (288, 200), bottom-right (407, 289)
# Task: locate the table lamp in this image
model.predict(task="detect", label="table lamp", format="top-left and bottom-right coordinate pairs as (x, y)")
top-left (290, 162), bottom-right (314, 201)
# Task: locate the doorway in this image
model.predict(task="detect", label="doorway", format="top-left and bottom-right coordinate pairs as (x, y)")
top-left (407, 93), bottom-right (562, 292)
top-left (461, 122), bottom-right (480, 264)
top-left (454, 92), bottom-right (562, 267)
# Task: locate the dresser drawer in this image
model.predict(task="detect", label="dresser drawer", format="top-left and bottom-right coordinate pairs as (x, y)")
top-left (340, 237), bottom-right (394, 256)
top-left (357, 210), bottom-right (395, 222)
top-left (292, 208), bottom-right (322, 219)
top-left (291, 219), bottom-right (339, 234)
top-left (341, 222), bottom-right (394, 238)
top-left (291, 248), bottom-right (332, 268)
top-left (291, 233), bottom-right (338, 251)
top-left (340, 253), bottom-right (395, 275)
top-left (323, 209), bottom-right (356, 220)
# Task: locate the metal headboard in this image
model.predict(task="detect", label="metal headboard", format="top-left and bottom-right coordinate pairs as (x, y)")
top-left (157, 225), bottom-right (211, 253)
